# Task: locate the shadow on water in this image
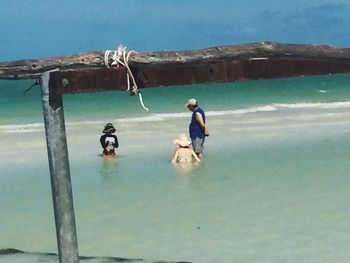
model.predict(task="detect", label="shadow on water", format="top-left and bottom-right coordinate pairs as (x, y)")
top-left (0, 248), bottom-right (192, 263)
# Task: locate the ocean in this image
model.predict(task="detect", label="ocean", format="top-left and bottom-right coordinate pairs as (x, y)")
top-left (1, 73), bottom-right (350, 263)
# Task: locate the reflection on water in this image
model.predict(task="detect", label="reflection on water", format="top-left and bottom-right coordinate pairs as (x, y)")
top-left (172, 161), bottom-right (201, 174)
top-left (100, 156), bottom-right (119, 179)
top-left (171, 160), bottom-right (205, 189)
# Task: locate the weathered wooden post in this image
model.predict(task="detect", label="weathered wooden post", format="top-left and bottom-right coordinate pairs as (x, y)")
top-left (41, 71), bottom-right (79, 263)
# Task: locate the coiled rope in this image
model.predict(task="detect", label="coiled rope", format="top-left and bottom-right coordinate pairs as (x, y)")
top-left (104, 45), bottom-right (149, 112)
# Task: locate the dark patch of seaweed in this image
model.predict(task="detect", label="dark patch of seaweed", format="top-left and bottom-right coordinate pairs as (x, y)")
top-left (0, 248), bottom-right (192, 263)
top-left (0, 248), bottom-right (25, 255)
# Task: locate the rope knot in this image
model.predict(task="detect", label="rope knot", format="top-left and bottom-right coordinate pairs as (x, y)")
top-left (104, 45), bottom-right (149, 112)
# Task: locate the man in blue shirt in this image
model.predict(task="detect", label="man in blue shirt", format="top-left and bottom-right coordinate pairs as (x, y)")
top-left (186, 98), bottom-right (209, 159)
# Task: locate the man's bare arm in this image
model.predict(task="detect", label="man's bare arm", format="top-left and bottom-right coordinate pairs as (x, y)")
top-left (195, 112), bottom-right (209, 136)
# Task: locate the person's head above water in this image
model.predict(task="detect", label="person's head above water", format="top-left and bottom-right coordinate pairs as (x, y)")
top-left (173, 133), bottom-right (192, 147)
top-left (103, 123), bottom-right (116, 134)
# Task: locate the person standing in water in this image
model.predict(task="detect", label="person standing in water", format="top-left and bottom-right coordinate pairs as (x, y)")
top-left (186, 98), bottom-right (209, 159)
top-left (100, 123), bottom-right (119, 157)
top-left (171, 133), bottom-right (201, 163)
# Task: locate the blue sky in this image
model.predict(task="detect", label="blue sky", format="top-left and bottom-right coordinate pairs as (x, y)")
top-left (0, 0), bottom-right (349, 61)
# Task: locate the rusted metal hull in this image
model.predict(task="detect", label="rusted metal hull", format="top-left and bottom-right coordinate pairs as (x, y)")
top-left (134, 58), bottom-right (350, 88)
top-left (1, 42), bottom-right (350, 94)
top-left (49, 57), bottom-right (350, 94)
top-left (49, 68), bottom-right (128, 94)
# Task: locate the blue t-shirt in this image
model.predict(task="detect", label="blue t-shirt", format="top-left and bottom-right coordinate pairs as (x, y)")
top-left (189, 107), bottom-right (206, 139)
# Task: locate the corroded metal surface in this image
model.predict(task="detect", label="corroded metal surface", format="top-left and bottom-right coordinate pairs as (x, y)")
top-left (49, 68), bottom-right (127, 94)
top-left (134, 58), bottom-right (350, 88)
top-left (1, 42), bottom-right (350, 81)
top-left (1, 42), bottom-right (348, 93)
top-left (49, 57), bottom-right (350, 94)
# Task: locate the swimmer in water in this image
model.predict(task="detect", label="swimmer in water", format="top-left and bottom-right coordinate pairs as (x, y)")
top-left (100, 123), bottom-right (119, 157)
top-left (171, 133), bottom-right (201, 163)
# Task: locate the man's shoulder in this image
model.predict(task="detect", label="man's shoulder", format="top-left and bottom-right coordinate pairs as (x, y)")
top-left (195, 107), bottom-right (205, 114)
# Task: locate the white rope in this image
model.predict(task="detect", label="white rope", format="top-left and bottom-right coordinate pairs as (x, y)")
top-left (123, 50), bottom-right (137, 93)
top-left (138, 92), bottom-right (149, 112)
top-left (104, 50), bottom-right (113, 68)
top-left (104, 46), bottom-right (149, 112)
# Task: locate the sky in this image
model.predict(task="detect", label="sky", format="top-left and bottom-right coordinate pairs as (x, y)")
top-left (0, 0), bottom-right (349, 61)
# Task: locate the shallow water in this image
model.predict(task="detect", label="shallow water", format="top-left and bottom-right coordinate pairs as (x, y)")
top-left (1, 74), bottom-right (350, 262)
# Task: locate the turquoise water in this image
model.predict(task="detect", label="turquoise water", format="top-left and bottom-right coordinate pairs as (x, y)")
top-left (1, 74), bottom-right (350, 262)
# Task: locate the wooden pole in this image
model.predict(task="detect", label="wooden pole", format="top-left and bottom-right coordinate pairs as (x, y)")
top-left (41, 71), bottom-right (79, 263)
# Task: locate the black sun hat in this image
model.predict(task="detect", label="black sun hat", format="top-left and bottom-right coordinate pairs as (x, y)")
top-left (103, 123), bottom-right (116, 134)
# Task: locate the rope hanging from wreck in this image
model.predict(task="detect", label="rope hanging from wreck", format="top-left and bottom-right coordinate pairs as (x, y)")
top-left (104, 46), bottom-right (149, 112)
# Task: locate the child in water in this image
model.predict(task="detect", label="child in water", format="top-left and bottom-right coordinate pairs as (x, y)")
top-left (100, 123), bottom-right (119, 157)
top-left (171, 133), bottom-right (201, 163)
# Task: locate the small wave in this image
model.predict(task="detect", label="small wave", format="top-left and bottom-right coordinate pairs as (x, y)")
top-left (274, 101), bottom-right (350, 109)
top-left (0, 123), bottom-right (44, 133)
top-left (119, 113), bottom-right (188, 123)
top-left (206, 105), bottom-right (277, 116)
top-left (1, 101), bottom-right (350, 133)
top-left (0, 107), bottom-right (276, 133)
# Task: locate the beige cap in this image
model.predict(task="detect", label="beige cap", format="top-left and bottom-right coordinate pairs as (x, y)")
top-left (185, 98), bottom-right (197, 107)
